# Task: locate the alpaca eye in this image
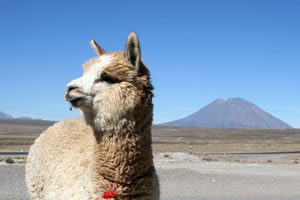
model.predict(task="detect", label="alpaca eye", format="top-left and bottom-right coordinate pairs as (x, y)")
top-left (99, 73), bottom-right (118, 84)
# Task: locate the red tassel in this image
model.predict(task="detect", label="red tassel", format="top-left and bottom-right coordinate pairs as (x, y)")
top-left (103, 184), bottom-right (116, 199)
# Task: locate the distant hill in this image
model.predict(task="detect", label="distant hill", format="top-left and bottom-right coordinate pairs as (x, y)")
top-left (0, 110), bottom-right (41, 120)
top-left (17, 116), bottom-right (33, 120)
top-left (164, 97), bottom-right (293, 129)
top-left (0, 111), bottom-right (13, 119)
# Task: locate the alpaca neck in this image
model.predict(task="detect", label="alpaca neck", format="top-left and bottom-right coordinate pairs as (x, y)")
top-left (92, 122), bottom-right (154, 197)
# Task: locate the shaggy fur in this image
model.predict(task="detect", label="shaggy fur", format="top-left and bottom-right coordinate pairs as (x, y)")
top-left (26, 32), bottom-right (160, 200)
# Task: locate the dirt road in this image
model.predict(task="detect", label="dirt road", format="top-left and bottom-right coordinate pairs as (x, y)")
top-left (1, 162), bottom-right (299, 200)
top-left (157, 162), bottom-right (300, 200)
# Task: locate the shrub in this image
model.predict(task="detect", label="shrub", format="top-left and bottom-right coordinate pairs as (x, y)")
top-left (202, 156), bottom-right (218, 162)
top-left (15, 156), bottom-right (25, 160)
top-left (163, 154), bottom-right (170, 158)
top-left (294, 160), bottom-right (299, 164)
top-left (5, 157), bottom-right (15, 164)
top-left (14, 156), bottom-right (27, 163)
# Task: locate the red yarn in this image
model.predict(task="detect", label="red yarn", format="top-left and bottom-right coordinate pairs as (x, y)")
top-left (103, 184), bottom-right (116, 199)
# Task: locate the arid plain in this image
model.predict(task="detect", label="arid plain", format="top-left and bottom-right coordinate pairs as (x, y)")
top-left (1, 118), bottom-right (300, 164)
top-left (1, 118), bottom-right (300, 153)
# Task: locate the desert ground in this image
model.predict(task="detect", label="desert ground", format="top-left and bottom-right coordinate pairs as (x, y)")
top-left (1, 119), bottom-right (300, 199)
top-left (1, 118), bottom-right (300, 163)
top-left (0, 119), bottom-right (55, 152)
top-left (1, 119), bottom-right (300, 153)
top-left (152, 125), bottom-right (300, 153)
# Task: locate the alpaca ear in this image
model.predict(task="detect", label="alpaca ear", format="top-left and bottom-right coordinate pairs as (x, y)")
top-left (90, 39), bottom-right (106, 55)
top-left (125, 32), bottom-right (141, 71)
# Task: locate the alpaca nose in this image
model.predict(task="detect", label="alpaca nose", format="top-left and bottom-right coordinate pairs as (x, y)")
top-left (65, 84), bottom-right (81, 101)
top-left (67, 85), bottom-right (79, 93)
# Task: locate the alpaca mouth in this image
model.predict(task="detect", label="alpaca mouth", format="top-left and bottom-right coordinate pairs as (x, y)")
top-left (65, 89), bottom-right (87, 108)
top-left (68, 97), bottom-right (84, 107)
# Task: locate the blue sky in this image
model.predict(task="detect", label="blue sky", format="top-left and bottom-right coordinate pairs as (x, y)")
top-left (0, 0), bottom-right (299, 128)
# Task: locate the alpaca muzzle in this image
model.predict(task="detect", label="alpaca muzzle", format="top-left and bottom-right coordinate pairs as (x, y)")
top-left (65, 85), bottom-right (86, 107)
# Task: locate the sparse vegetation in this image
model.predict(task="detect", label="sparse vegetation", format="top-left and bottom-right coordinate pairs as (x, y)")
top-left (294, 160), bottom-right (299, 164)
top-left (1, 119), bottom-right (300, 165)
top-left (15, 156), bottom-right (26, 160)
top-left (14, 156), bottom-right (27, 163)
top-left (202, 156), bottom-right (218, 162)
top-left (163, 153), bottom-right (170, 158)
top-left (1, 119), bottom-right (300, 153)
top-left (5, 157), bottom-right (15, 164)
top-left (222, 157), bottom-right (232, 162)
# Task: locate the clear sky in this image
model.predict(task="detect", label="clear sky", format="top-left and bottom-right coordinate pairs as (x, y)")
top-left (1, 0), bottom-right (299, 128)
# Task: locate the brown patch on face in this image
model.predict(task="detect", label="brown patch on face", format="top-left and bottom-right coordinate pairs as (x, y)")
top-left (81, 52), bottom-right (126, 76)
top-left (81, 51), bottom-right (152, 93)
top-left (102, 52), bottom-right (137, 83)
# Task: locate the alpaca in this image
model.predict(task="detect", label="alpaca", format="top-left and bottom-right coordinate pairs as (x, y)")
top-left (26, 32), bottom-right (160, 200)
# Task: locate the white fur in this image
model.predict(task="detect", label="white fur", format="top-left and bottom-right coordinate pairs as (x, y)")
top-left (67, 54), bottom-right (113, 98)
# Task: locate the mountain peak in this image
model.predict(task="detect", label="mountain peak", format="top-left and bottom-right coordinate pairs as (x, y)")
top-left (215, 97), bottom-right (248, 103)
top-left (164, 97), bottom-right (292, 129)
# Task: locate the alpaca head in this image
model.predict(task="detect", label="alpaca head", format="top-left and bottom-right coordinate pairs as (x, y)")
top-left (65, 32), bottom-right (153, 131)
